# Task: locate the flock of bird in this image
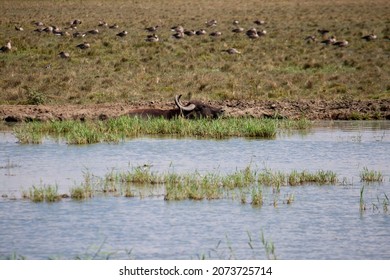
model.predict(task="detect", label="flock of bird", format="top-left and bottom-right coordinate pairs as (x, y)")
top-left (0, 17), bottom-right (382, 58)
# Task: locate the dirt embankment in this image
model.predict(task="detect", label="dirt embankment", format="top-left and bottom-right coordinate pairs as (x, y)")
top-left (1, 99), bottom-right (389, 122)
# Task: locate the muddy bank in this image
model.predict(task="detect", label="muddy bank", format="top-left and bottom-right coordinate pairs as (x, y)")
top-left (1, 99), bottom-right (389, 122)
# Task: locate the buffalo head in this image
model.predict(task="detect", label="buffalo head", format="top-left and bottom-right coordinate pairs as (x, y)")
top-left (128, 95), bottom-right (224, 119)
top-left (174, 95), bottom-right (224, 119)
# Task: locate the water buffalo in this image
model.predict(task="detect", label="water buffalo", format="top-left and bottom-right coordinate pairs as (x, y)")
top-left (128, 95), bottom-right (224, 119)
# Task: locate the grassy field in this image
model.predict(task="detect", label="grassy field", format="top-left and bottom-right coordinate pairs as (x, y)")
top-left (0, 0), bottom-right (389, 106)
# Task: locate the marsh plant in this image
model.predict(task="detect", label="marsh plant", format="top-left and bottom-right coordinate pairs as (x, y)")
top-left (359, 186), bottom-right (367, 212)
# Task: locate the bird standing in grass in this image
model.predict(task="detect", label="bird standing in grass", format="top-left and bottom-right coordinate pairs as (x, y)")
top-left (76, 42), bottom-right (90, 49)
top-left (222, 48), bottom-right (241, 54)
top-left (116, 30), bottom-right (128, 37)
top-left (361, 34), bottom-right (377, 41)
top-left (59, 51), bottom-right (70, 59)
top-left (0, 41), bottom-right (11, 52)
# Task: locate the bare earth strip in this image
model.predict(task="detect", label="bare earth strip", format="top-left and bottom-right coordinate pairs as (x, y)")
top-left (1, 99), bottom-right (389, 122)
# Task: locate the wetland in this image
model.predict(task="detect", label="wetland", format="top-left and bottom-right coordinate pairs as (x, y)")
top-left (1, 120), bottom-right (389, 259)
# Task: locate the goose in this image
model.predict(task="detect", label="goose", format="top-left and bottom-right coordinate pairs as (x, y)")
top-left (209, 31), bottom-right (222, 37)
top-left (15, 26), bottom-right (24, 31)
top-left (116, 30), bottom-right (128, 37)
top-left (86, 29), bottom-right (99, 35)
top-left (222, 48), bottom-right (241, 54)
top-left (109, 23), bottom-right (119, 29)
top-left (318, 29), bottom-right (330, 35)
top-left (205, 19), bottom-right (217, 27)
top-left (246, 28), bottom-right (259, 39)
top-left (172, 31), bottom-right (184, 39)
top-left (195, 29), bottom-right (207, 35)
top-left (333, 39), bottom-right (348, 47)
top-left (305, 35), bottom-right (316, 43)
top-left (254, 19), bottom-right (266, 25)
top-left (361, 34), bottom-right (377, 41)
top-left (321, 35), bottom-right (336, 45)
top-left (71, 19), bottom-right (82, 26)
top-left (146, 33), bottom-right (159, 42)
top-left (171, 25), bottom-right (184, 33)
top-left (258, 29), bottom-right (267, 36)
top-left (98, 20), bottom-right (108, 27)
top-left (232, 27), bottom-right (244, 33)
top-left (232, 20), bottom-right (239, 25)
top-left (145, 33), bottom-right (159, 42)
top-left (0, 41), bottom-right (11, 52)
top-left (145, 25), bottom-right (159, 32)
top-left (184, 29), bottom-right (196, 36)
top-left (33, 21), bottom-right (44, 26)
top-left (43, 26), bottom-right (54, 33)
top-left (76, 42), bottom-right (90, 49)
top-left (58, 51), bottom-right (70, 59)
top-left (54, 30), bottom-right (70, 36)
top-left (73, 31), bottom-right (86, 38)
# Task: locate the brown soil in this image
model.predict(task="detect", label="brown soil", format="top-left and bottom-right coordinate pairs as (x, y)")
top-left (1, 99), bottom-right (390, 122)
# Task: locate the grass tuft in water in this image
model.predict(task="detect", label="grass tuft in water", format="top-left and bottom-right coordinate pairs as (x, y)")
top-left (360, 167), bottom-right (383, 182)
top-left (70, 183), bottom-right (94, 200)
top-left (23, 184), bottom-right (61, 202)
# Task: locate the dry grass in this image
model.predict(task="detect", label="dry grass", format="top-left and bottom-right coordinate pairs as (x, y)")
top-left (0, 0), bottom-right (389, 105)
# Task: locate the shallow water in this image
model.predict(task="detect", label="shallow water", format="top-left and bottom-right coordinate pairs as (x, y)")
top-left (0, 121), bottom-right (389, 259)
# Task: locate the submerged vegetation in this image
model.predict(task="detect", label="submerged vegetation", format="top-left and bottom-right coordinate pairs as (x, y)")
top-left (19, 165), bottom-right (342, 203)
top-left (16, 165), bottom-right (388, 215)
top-left (13, 117), bottom-right (311, 144)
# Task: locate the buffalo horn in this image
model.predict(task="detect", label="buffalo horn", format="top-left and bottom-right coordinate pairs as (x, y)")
top-left (175, 95), bottom-right (196, 111)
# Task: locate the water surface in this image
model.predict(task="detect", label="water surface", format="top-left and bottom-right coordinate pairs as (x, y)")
top-left (0, 121), bottom-right (389, 259)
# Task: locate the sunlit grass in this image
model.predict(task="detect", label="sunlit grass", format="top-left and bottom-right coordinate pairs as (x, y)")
top-left (0, 0), bottom-right (388, 105)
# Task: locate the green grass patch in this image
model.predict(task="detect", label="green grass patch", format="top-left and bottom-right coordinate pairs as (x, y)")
top-left (13, 117), bottom-right (311, 144)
